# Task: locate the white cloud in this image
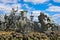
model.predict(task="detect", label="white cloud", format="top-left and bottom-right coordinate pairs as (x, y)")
top-left (52, 14), bottom-right (60, 25)
top-left (46, 5), bottom-right (60, 25)
top-left (32, 10), bottom-right (50, 17)
top-left (23, 4), bottom-right (31, 10)
top-left (0, 3), bottom-right (21, 15)
top-left (23, 4), bottom-right (35, 11)
top-left (0, 4), bottom-right (21, 11)
top-left (32, 10), bottom-right (41, 16)
top-left (24, 0), bottom-right (49, 4)
top-left (0, 0), bottom-right (18, 4)
top-left (53, 0), bottom-right (60, 3)
top-left (52, 14), bottom-right (60, 19)
top-left (0, 0), bottom-right (21, 14)
top-left (48, 3), bottom-right (53, 6)
top-left (46, 6), bottom-right (60, 12)
top-left (0, 4), bottom-right (11, 14)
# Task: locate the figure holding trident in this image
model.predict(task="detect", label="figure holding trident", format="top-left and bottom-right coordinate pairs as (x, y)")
top-left (10, 6), bottom-right (18, 16)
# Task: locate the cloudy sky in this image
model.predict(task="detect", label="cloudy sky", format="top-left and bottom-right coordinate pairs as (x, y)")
top-left (0, 0), bottom-right (60, 25)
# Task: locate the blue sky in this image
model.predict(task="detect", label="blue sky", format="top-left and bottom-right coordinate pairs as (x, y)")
top-left (0, 0), bottom-right (60, 25)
